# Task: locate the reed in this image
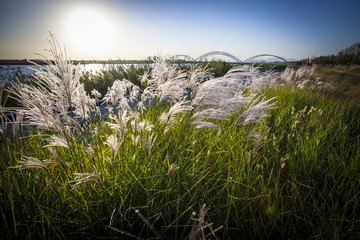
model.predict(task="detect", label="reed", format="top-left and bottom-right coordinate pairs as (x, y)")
top-left (1, 32), bottom-right (359, 239)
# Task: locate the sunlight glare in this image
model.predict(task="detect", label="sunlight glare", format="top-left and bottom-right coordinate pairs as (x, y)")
top-left (63, 6), bottom-right (113, 56)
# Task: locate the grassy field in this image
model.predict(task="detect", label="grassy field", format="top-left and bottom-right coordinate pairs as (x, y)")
top-left (312, 65), bottom-right (360, 102)
top-left (1, 36), bottom-right (360, 239)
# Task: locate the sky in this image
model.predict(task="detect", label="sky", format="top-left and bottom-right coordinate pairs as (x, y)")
top-left (0, 0), bottom-right (360, 61)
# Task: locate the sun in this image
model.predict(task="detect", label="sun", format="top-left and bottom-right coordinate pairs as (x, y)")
top-left (63, 6), bottom-right (113, 56)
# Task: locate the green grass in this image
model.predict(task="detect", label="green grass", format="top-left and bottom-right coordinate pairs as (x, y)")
top-left (1, 76), bottom-right (360, 239)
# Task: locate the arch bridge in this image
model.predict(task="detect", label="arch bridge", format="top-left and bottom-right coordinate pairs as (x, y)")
top-left (172, 54), bottom-right (195, 62)
top-left (172, 51), bottom-right (290, 64)
top-left (195, 51), bottom-right (242, 63)
top-left (243, 54), bottom-right (289, 64)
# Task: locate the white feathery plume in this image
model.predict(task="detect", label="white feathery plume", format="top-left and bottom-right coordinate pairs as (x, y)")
top-left (0, 120), bottom-right (6, 139)
top-left (9, 111), bottom-right (24, 139)
top-left (8, 31), bottom-right (92, 132)
top-left (191, 108), bottom-right (230, 122)
top-left (224, 65), bottom-right (259, 81)
top-left (68, 172), bottom-right (100, 191)
top-left (167, 162), bottom-right (179, 175)
top-left (48, 147), bottom-right (66, 167)
top-left (191, 108), bottom-right (226, 130)
top-left (150, 55), bottom-right (180, 87)
top-left (142, 132), bottom-right (157, 159)
top-left (136, 100), bottom-right (147, 113)
top-left (129, 110), bottom-right (140, 121)
top-left (156, 74), bottom-right (188, 102)
top-left (141, 70), bottom-right (151, 85)
top-left (140, 86), bottom-right (156, 103)
top-left (280, 67), bottom-right (296, 84)
top-left (106, 110), bottom-right (131, 138)
top-left (43, 134), bottom-right (70, 148)
top-left (131, 134), bottom-right (140, 146)
top-left (281, 66), bottom-right (315, 88)
top-left (248, 70), bottom-right (280, 91)
top-left (32, 33), bottom-right (84, 111)
top-left (295, 66), bottom-right (307, 79)
top-left (218, 91), bottom-right (248, 113)
top-left (138, 120), bottom-right (154, 133)
top-left (103, 79), bottom-right (126, 105)
top-left (235, 96), bottom-right (277, 125)
top-left (190, 66), bottom-right (272, 130)
top-left (91, 89), bottom-right (101, 100)
top-left (104, 134), bottom-right (123, 159)
top-left (131, 120), bottom-right (137, 133)
top-left (191, 76), bottom-right (246, 107)
top-left (129, 85), bottom-right (141, 103)
top-left (10, 78), bottom-right (67, 131)
top-left (142, 56), bottom-right (189, 102)
top-left (0, 83), bottom-right (10, 139)
top-left (73, 85), bottom-right (93, 120)
top-left (192, 120), bottom-right (219, 130)
top-left (0, 81), bottom-right (7, 109)
top-left (129, 113), bottom-right (141, 142)
top-left (188, 65), bottom-right (214, 92)
top-left (159, 100), bottom-right (193, 124)
top-left (129, 112), bottom-right (140, 132)
top-left (224, 65), bottom-right (282, 92)
top-left (8, 156), bottom-right (55, 170)
top-left (103, 78), bottom-right (135, 111)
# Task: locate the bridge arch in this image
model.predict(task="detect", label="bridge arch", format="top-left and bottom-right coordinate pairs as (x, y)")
top-left (243, 54), bottom-right (289, 64)
top-left (172, 54), bottom-right (195, 62)
top-left (195, 51), bottom-right (242, 63)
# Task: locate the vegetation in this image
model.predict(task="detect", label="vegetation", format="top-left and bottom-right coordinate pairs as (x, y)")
top-left (80, 63), bottom-right (151, 98)
top-left (79, 60), bottom-right (291, 99)
top-left (197, 60), bottom-right (233, 77)
top-left (312, 65), bottom-right (360, 103)
top-left (299, 42), bottom-right (360, 66)
top-left (1, 33), bottom-right (360, 239)
top-left (0, 66), bottom-right (36, 108)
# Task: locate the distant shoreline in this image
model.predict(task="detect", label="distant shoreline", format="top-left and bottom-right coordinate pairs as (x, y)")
top-left (0, 59), bottom-right (153, 65)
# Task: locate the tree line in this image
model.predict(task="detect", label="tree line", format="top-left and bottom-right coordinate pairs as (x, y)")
top-left (299, 42), bottom-right (360, 66)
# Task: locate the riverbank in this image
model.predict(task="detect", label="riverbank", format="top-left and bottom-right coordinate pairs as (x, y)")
top-left (0, 59), bottom-right (153, 65)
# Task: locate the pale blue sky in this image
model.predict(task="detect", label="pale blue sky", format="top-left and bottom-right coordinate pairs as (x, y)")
top-left (0, 0), bottom-right (359, 60)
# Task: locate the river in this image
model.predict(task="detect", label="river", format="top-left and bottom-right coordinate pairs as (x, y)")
top-left (0, 63), bottom-right (111, 77)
